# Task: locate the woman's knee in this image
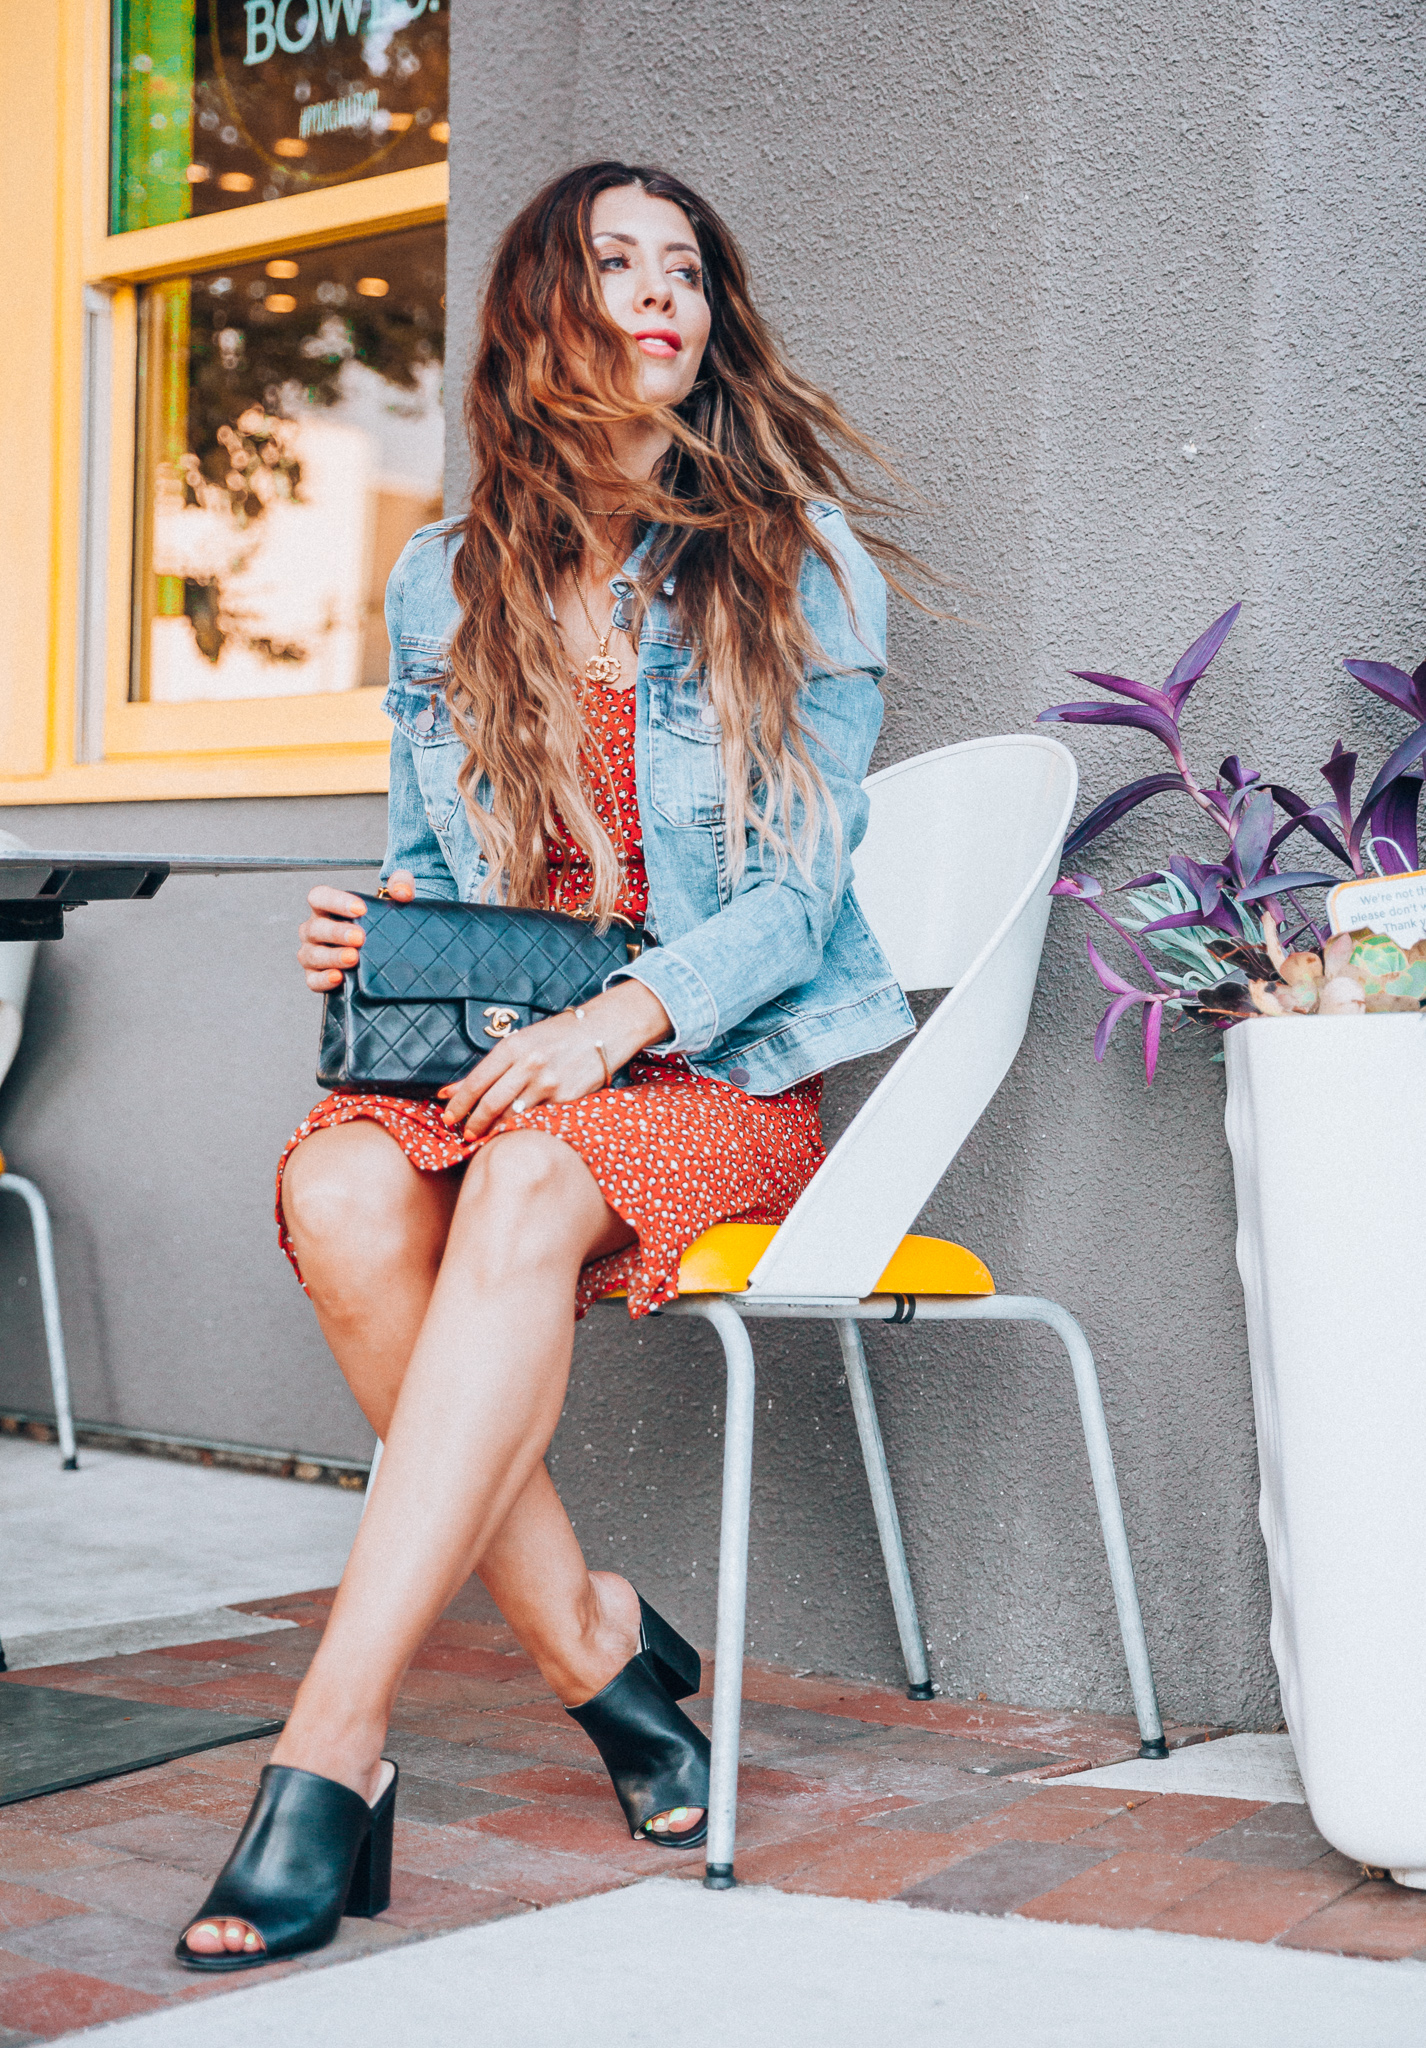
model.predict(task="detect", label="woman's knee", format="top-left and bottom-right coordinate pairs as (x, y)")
top-left (451, 1134), bottom-right (594, 1262)
top-left (282, 1123), bottom-right (442, 1264)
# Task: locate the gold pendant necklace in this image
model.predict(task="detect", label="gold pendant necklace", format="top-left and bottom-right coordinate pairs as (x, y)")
top-left (572, 580), bottom-right (624, 689)
top-left (579, 626), bottom-right (623, 689)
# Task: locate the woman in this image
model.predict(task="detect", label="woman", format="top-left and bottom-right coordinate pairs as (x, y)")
top-left (177, 160), bottom-right (917, 1969)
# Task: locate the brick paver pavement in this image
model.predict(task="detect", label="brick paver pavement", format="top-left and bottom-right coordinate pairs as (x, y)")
top-left (1, 1582), bottom-right (1422, 2038)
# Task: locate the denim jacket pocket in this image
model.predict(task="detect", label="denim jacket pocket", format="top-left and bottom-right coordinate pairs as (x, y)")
top-left (646, 666), bottom-right (725, 827)
top-left (384, 634), bottom-right (454, 748)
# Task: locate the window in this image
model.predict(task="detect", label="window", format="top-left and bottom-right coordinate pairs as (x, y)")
top-left (132, 226), bottom-right (445, 705)
top-left (0, 0), bottom-right (448, 806)
top-left (110, 0), bottom-right (449, 232)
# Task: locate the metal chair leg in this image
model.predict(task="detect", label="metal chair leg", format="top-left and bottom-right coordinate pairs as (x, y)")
top-left (682, 1297), bottom-right (757, 1889)
top-left (965, 1297), bottom-right (1165, 1757)
top-left (837, 1319), bottom-right (933, 1698)
top-left (738, 1295), bottom-right (1167, 1758)
top-left (362, 1438), bottom-right (384, 1515)
top-left (0, 1172), bottom-right (77, 1470)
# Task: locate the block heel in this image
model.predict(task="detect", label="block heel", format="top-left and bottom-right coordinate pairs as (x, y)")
top-left (342, 1766), bottom-right (396, 1917)
top-left (637, 1595), bottom-right (701, 1701)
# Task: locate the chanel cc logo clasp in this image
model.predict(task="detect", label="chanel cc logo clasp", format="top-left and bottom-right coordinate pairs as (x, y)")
top-left (482, 1006), bottom-right (519, 1040)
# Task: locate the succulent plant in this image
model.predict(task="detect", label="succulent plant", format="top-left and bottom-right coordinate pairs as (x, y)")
top-left (1041, 609), bottom-right (1426, 1082)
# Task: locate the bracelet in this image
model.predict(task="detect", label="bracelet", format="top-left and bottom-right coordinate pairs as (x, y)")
top-left (571, 1009), bottom-right (614, 1088)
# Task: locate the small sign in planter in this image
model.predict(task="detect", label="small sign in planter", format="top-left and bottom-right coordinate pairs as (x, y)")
top-left (1040, 607), bottom-right (1426, 1878)
top-left (1327, 869), bottom-right (1426, 949)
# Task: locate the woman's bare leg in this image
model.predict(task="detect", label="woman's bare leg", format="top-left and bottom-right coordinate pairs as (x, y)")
top-left (280, 1123), bottom-right (647, 1694)
top-left (281, 1120), bottom-right (462, 1439)
top-left (280, 1123), bottom-right (632, 1780)
top-left (183, 1120), bottom-right (701, 1958)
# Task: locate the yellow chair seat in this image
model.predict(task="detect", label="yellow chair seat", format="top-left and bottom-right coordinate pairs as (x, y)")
top-left (607, 1222), bottom-right (995, 1299)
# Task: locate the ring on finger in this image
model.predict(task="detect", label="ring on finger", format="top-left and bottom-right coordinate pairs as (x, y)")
top-left (511, 1097), bottom-right (527, 1115)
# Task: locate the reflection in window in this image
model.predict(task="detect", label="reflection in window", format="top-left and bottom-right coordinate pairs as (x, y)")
top-left (110, 0), bottom-right (448, 235)
top-left (131, 225), bottom-right (445, 704)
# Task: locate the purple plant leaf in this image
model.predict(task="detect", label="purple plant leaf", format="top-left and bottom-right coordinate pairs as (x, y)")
top-left (1061, 773), bottom-right (1189, 857)
top-left (1162, 601), bottom-right (1242, 709)
top-left (1085, 936), bottom-right (1155, 1000)
top-left (1050, 872), bottom-right (1105, 898)
top-left (1235, 871), bottom-right (1340, 903)
top-left (1094, 991), bottom-right (1143, 1064)
top-left (1137, 908), bottom-right (1223, 936)
top-left (1119, 870), bottom-right (1170, 890)
top-left (1356, 722), bottom-right (1426, 831)
top-left (1231, 788), bottom-right (1276, 886)
top-left (1225, 783), bottom-right (1267, 822)
top-left (1170, 854), bottom-right (1229, 914)
top-left (1320, 743), bottom-right (1359, 841)
top-left (1191, 893), bottom-right (1252, 938)
top-left (1365, 774), bottom-right (1423, 875)
top-left (1343, 659), bottom-right (1426, 722)
top-left (1066, 669), bottom-right (1175, 711)
top-left (1037, 701), bottom-right (1186, 755)
top-left (1143, 999), bottom-right (1163, 1085)
top-left (1085, 903), bottom-right (1174, 988)
top-left (1266, 790), bottom-right (1351, 867)
top-left (1219, 755), bottom-right (1259, 790)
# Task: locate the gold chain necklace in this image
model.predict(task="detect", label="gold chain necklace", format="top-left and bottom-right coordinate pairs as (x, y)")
top-left (572, 578), bottom-right (624, 689)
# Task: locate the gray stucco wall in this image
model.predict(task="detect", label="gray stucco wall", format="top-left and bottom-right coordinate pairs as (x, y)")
top-left (2, 0), bottom-right (1420, 1728)
top-left (0, 800), bottom-right (387, 1459)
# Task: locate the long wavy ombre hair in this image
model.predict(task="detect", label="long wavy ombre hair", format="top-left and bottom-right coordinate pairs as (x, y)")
top-left (448, 160), bottom-right (921, 922)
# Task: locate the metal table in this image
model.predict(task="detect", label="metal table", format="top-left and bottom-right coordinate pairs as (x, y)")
top-left (0, 850), bottom-right (383, 943)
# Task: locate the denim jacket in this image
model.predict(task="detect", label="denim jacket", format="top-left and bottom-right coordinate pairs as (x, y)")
top-left (380, 504), bottom-right (914, 1095)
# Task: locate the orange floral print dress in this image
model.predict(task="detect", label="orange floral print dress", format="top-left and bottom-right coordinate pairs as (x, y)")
top-left (276, 683), bottom-right (825, 1317)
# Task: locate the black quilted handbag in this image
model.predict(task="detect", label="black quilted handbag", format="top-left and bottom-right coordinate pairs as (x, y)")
top-left (317, 898), bottom-right (639, 1097)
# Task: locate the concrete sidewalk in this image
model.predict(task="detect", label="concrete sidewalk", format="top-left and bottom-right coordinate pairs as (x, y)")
top-left (4, 1442), bottom-right (1425, 2041)
top-left (77, 1877), bottom-right (1426, 2048)
top-left (0, 1432), bottom-right (361, 1666)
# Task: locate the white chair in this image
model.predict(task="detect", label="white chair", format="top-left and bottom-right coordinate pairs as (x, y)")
top-left (597, 734), bottom-right (1167, 1886)
top-left (367, 736), bottom-right (1166, 1882)
top-left (0, 829), bottom-right (77, 1471)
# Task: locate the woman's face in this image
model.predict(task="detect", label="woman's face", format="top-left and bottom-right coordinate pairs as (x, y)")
top-left (589, 185), bottom-right (711, 406)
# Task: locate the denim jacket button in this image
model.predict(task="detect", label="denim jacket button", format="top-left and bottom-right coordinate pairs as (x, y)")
top-left (700, 704), bottom-right (719, 727)
top-left (727, 1066), bottom-right (750, 1087)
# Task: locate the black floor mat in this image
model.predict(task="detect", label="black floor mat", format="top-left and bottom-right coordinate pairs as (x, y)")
top-left (0, 1682), bottom-right (281, 1805)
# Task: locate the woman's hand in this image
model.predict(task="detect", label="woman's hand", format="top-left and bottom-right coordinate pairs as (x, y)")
top-left (297, 870), bottom-right (416, 991)
top-left (439, 979), bottom-right (672, 1138)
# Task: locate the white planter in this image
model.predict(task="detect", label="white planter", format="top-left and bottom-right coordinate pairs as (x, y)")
top-left (1225, 1015), bottom-right (1426, 1883)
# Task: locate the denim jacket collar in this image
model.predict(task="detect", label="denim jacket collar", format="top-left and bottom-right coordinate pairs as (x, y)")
top-left (610, 528), bottom-right (677, 635)
top-left (542, 529), bottom-right (676, 637)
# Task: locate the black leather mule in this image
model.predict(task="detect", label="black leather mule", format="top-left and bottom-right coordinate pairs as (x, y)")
top-left (175, 1760), bottom-right (398, 1971)
top-left (568, 1596), bottom-right (710, 1849)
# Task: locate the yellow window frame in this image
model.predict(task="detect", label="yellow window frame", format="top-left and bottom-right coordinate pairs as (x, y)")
top-left (0, 0), bottom-right (447, 806)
